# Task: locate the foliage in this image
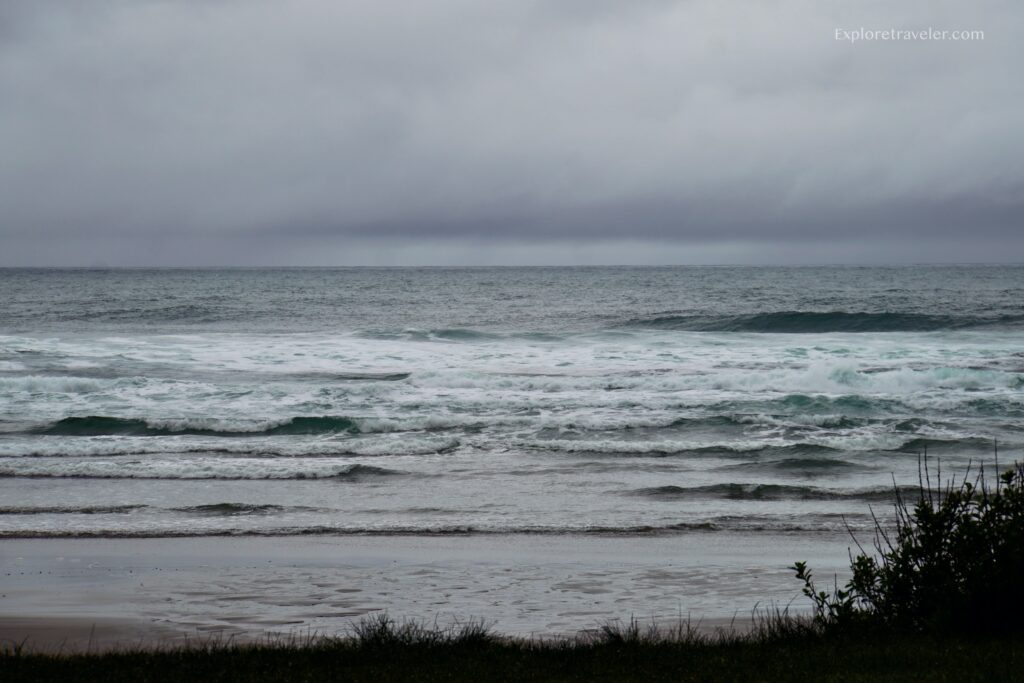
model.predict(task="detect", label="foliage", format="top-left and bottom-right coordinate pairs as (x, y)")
top-left (5, 615), bottom-right (1024, 682)
top-left (793, 458), bottom-right (1024, 634)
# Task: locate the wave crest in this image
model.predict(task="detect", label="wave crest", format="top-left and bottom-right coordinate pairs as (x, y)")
top-left (628, 483), bottom-right (918, 501)
top-left (625, 311), bottom-right (1024, 333)
top-left (35, 415), bottom-right (362, 437)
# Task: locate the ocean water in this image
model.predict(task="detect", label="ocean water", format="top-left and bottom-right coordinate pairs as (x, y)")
top-left (1, 266), bottom-right (1022, 539)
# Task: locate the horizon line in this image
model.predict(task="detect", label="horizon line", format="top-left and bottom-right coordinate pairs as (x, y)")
top-left (1, 262), bottom-right (1023, 270)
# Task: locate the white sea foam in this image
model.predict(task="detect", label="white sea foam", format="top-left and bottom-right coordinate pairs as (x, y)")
top-left (0, 458), bottom-right (404, 479)
top-left (0, 375), bottom-right (108, 393)
top-left (3, 321), bottom-right (1021, 539)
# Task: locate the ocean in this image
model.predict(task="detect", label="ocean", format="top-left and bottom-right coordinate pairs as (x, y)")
top-left (2, 265), bottom-right (1023, 541)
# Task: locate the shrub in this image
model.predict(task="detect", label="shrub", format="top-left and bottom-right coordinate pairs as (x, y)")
top-left (792, 459), bottom-right (1024, 634)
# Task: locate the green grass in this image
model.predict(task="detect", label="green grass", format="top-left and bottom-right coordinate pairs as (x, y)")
top-left (4, 615), bottom-right (1023, 682)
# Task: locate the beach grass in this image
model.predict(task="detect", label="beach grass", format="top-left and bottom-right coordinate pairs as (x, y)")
top-left (4, 613), bottom-right (1024, 682)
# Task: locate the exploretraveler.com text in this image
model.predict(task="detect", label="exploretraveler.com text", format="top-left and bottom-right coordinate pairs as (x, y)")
top-left (835, 27), bottom-right (984, 43)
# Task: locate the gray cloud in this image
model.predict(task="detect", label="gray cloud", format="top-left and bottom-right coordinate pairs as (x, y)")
top-left (1, 0), bottom-right (1021, 265)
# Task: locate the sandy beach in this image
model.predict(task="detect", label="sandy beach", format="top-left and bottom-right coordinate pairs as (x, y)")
top-left (0, 532), bottom-right (850, 652)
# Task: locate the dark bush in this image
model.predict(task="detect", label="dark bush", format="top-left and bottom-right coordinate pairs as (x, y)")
top-left (793, 459), bottom-right (1024, 634)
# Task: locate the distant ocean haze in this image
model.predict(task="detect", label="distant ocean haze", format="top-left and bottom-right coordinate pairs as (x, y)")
top-left (0, 265), bottom-right (1022, 538)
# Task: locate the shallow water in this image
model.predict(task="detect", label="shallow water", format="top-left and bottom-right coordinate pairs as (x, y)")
top-left (0, 535), bottom-right (852, 636)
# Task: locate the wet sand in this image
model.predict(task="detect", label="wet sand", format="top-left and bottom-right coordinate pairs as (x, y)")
top-left (0, 533), bottom-right (850, 652)
top-left (0, 616), bottom-right (191, 654)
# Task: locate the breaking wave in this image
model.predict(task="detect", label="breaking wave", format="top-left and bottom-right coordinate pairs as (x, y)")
top-left (627, 483), bottom-right (921, 501)
top-left (0, 462), bottom-right (406, 480)
top-left (0, 503), bottom-right (325, 516)
top-left (355, 328), bottom-right (565, 343)
top-left (34, 415), bottom-right (363, 437)
top-left (624, 311), bottom-right (1024, 333)
top-left (0, 518), bottom-right (864, 539)
top-left (0, 505), bottom-right (145, 515)
top-left (171, 503), bottom-right (322, 516)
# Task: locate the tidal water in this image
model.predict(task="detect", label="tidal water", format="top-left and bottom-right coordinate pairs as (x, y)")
top-left (1, 266), bottom-right (1022, 539)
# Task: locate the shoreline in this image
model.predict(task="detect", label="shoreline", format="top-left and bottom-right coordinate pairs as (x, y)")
top-left (0, 614), bottom-right (758, 655)
top-left (5, 615), bottom-right (1023, 683)
top-left (0, 532), bottom-right (850, 652)
top-left (0, 616), bottom-right (193, 655)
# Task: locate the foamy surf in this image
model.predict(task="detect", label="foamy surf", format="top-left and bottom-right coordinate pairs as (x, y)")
top-left (1, 266), bottom-right (1022, 539)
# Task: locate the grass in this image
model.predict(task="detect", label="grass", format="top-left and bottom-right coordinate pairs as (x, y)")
top-left (3, 612), bottom-right (1024, 682)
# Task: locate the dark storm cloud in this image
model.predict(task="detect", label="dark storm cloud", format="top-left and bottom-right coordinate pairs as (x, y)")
top-left (274, 191), bottom-right (1024, 243)
top-left (1, 0), bottom-right (1021, 265)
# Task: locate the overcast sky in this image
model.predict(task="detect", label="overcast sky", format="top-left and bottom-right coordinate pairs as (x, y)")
top-left (1, 0), bottom-right (1021, 266)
